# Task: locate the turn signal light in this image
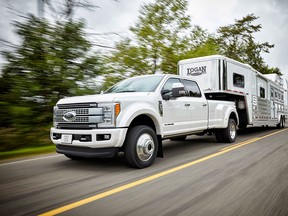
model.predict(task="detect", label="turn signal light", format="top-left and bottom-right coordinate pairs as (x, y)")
top-left (115, 103), bottom-right (121, 117)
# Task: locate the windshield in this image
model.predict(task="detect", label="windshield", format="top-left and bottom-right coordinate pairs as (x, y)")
top-left (105, 75), bottom-right (164, 93)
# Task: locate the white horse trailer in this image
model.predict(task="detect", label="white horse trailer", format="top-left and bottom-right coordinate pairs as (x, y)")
top-left (178, 55), bottom-right (288, 129)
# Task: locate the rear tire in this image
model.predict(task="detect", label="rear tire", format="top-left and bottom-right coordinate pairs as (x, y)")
top-left (124, 125), bottom-right (158, 168)
top-left (282, 117), bottom-right (286, 128)
top-left (216, 119), bottom-right (237, 143)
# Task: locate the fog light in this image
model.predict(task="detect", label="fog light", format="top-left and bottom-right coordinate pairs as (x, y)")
top-left (53, 133), bottom-right (61, 140)
top-left (97, 134), bottom-right (111, 141)
top-left (80, 135), bottom-right (92, 142)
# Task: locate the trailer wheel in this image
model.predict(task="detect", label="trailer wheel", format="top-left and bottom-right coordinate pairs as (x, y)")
top-left (281, 116), bottom-right (285, 128)
top-left (222, 118), bottom-right (237, 143)
top-left (277, 117), bottom-right (283, 129)
top-left (124, 125), bottom-right (158, 168)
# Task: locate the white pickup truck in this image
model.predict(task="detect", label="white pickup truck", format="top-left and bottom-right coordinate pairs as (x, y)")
top-left (51, 74), bottom-right (238, 168)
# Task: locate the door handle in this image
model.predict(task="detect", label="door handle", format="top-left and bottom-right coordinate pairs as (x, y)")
top-left (185, 104), bottom-right (190, 107)
top-left (202, 103), bottom-right (207, 107)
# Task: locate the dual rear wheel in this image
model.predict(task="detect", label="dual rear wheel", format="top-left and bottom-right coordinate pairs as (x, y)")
top-left (215, 118), bottom-right (237, 143)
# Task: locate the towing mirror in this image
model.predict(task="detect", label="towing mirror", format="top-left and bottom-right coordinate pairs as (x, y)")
top-left (172, 83), bottom-right (186, 98)
top-left (161, 89), bottom-right (171, 100)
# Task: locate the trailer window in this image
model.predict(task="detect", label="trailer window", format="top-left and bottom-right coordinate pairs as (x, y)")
top-left (233, 73), bottom-right (245, 88)
top-left (260, 87), bottom-right (265, 98)
top-left (182, 79), bottom-right (202, 97)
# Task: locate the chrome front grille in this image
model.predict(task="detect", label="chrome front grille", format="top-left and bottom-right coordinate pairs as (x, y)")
top-left (58, 103), bottom-right (97, 109)
top-left (54, 116), bottom-right (103, 123)
top-left (54, 108), bottom-right (102, 116)
top-left (54, 103), bottom-right (103, 129)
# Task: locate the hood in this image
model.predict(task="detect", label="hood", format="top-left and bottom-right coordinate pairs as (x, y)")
top-left (57, 92), bottom-right (150, 105)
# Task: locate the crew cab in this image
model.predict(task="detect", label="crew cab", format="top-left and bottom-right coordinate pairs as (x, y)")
top-left (51, 74), bottom-right (238, 168)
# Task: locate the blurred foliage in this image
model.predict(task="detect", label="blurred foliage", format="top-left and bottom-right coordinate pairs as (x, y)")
top-left (102, 0), bottom-right (218, 90)
top-left (0, 14), bottom-right (102, 151)
top-left (216, 14), bottom-right (281, 75)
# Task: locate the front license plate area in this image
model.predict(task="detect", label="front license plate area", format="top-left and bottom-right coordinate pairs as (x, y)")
top-left (61, 134), bottom-right (73, 144)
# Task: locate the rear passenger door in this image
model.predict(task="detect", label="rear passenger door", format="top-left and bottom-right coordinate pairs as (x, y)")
top-left (181, 79), bottom-right (208, 130)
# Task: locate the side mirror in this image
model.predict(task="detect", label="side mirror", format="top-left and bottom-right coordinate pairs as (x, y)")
top-left (172, 83), bottom-right (186, 98)
top-left (161, 89), bottom-right (171, 100)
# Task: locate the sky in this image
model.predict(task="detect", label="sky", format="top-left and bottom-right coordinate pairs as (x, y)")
top-left (0, 0), bottom-right (287, 80)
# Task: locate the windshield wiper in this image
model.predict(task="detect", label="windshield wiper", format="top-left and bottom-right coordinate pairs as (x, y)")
top-left (116, 90), bottom-right (136, 93)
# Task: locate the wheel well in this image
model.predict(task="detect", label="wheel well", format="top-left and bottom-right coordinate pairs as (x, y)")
top-left (129, 114), bottom-right (156, 131)
top-left (206, 92), bottom-right (247, 127)
top-left (127, 114), bottom-right (163, 158)
top-left (230, 112), bottom-right (238, 125)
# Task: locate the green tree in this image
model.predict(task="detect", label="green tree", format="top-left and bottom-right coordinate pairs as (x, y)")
top-left (102, 0), bottom-right (218, 89)
top-left (0, 15), bottom-right (102, 150)
top-left (216, 14), bottom-right (281, 74)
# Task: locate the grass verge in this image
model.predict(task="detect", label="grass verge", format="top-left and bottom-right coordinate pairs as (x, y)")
top-left (0, 145), bottom-right (55, 160)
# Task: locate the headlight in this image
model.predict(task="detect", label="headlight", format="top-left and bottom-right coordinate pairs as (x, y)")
top-left (98, 103), bottom-right (121, 128)
top-left (53, 106), bottom-right (58, 127)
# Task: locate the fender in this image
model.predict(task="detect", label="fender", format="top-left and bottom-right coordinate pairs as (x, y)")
top-left (223, 106), bottom-right (239, 128)
top-left (117, 102), bottom-right (162, 135)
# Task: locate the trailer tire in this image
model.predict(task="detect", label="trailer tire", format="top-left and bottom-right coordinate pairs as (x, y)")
top-left (282, 117), bottom-right (286, 128)
top-left (124, 125), bottom-right (158, 168)
top-left (222, 118), bottom-right (237, 143)
top-left (277, 117), bottom-right (283, 129)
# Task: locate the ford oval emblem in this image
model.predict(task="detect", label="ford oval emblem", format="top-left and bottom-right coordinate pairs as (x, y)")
top-left (63, 111), bottom-right (76, 122)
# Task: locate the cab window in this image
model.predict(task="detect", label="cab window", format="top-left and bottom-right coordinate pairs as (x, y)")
top-left (162, 78), bottom-right (182, 92)
top-left (182, 79), bottom-right (202, 97)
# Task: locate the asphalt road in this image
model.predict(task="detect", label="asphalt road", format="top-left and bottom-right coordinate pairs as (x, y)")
top-left (1, 127), bottom-right (288, 216)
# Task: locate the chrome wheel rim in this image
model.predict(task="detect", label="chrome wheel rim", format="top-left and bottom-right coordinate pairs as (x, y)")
top-left (230, 122), bottom-right (236, 140)
top-left (136, 133), bottom-right (155, 161)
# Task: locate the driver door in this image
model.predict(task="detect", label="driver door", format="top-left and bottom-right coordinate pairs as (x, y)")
top-left (161, 78), bottom-right (191, 137)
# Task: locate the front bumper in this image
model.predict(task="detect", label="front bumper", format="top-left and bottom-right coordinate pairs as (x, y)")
top-left (50, 127), bottom-right (128, 149)
top-left (56, 145), bottom-right (119, 158)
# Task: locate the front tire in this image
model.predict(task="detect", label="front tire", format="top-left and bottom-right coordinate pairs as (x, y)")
top-left (124, 125), bottom-right (158, 168)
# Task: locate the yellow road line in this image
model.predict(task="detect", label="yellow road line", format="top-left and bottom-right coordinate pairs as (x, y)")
top-left (220, 128), bottom-right (288, 152)
top-left (39, 128), bottom-right (288, 216)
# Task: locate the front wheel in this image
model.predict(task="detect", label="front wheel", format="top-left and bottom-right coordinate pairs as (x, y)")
top-left (124, 125), bottom-right (158, 168)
